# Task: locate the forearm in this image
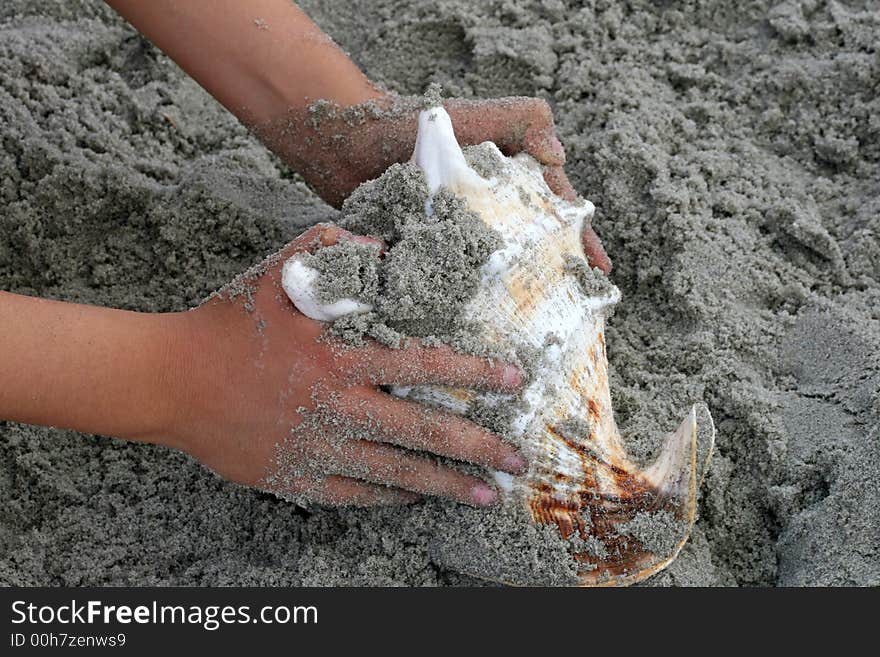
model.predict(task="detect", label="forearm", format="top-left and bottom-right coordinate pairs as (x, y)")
top-left (0, 291), bottom-right (185, 445)
top-left (105, 0), bottom-right (383, 125)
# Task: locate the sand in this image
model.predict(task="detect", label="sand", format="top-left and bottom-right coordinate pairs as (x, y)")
top-left (332, 160), bottom-right (504, 347)
top-left (1, 0), bottom-right (878, 586)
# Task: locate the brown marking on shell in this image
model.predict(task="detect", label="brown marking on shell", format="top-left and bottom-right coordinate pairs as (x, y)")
top-left (527, 483), bottom-right (588, 541)
top-left (523, 410), bottom-right (694, 585)
top-left (573, 486), bottom-right (687, 585)
top-left (508, 269), bottom-right (550, 319)
top-left (504, 234), bottom-right (575, 323)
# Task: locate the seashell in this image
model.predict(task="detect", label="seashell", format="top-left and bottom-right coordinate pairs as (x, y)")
top-left (283, 106), bottom-right (714, 586)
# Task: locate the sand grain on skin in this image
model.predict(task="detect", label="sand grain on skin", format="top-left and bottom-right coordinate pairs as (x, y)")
top-left (0, 0), bottom-right (877, 586)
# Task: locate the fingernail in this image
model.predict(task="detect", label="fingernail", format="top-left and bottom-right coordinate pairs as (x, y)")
top-left (502, 364), bottom-right (523, 389)
top-left (471, 483), bottom-right (498, 507)
top-left (502, 453), bottom-right (528, 475)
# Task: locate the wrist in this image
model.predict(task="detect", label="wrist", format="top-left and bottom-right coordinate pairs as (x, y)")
top-left (138, 310), bottom-right (203, 451)
top-left (246, 12), bottom-right (386, 122)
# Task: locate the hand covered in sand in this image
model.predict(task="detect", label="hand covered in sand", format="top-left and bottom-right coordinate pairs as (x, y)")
top-left (260, 95), bottom-right (612, 273)
top-left (171, 224), bottom-right (527, 507)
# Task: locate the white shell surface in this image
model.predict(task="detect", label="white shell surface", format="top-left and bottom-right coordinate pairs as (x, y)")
top-left (281, 257), bottom-right (373, 322)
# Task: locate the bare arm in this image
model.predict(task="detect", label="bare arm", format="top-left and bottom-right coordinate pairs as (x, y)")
top-left (104, 0), bottom-right (610, 271)
top-left (104, 0), bottom-right (383, 124)
top-left (0, 291), bottom-right (183, 444)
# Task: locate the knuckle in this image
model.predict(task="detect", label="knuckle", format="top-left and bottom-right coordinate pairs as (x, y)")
top-left (430, 415), bottom-right (464, 451)
top-left (320, 225), bottom-right (353, 247)
top-left (531, 98), bottom-right (553, 123)
top-left (326, 348), bottom-right (359, 379)
top-left (295, 222), bottom-right (347, 250)
top-left (286, 474), bottom-right (324, 498)
top-left (462, 431), bottom-right (500, 464)
top-left (330, 348), bottom-right (381, 387)
top-left (314, 491), bottom-right (348, 507)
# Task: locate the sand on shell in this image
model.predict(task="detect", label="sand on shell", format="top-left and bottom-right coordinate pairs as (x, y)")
top-left (1, 0), bottom-right (878, 586)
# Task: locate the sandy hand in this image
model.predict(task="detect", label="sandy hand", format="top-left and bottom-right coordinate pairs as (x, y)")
top-left (256, 95), bottom-right (611, 273)
top-left (169, 224), bottom-right (526, 507)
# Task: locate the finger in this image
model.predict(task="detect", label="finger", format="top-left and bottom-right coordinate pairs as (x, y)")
top-left (268, 471), bottom-right (420, 507)
top-left (319, 475), bottom-right (421, 506)
top-left (543, 165), bottom-right (577, 201)
top-left (446, 97), bottom-right (565, 166)
top-left (540, 166), bottom-right (612, 274)
top-left (582, 224), bottom-right (612, 274)
top-left (327, 439), bottom-right (500, 507)
top-left (325, 387), bottom-right (527, 474)
top-left (524, 123), bottom-right (566, 167)
top-left (344, 340), bottom-right (523, 392)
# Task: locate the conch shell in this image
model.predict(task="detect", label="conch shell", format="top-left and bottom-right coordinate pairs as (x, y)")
top-left (284, 106), bottom-right (714, 586)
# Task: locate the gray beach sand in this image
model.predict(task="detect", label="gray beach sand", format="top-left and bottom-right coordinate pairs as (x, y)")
top-left (1, 0), bottom-right (878, 586)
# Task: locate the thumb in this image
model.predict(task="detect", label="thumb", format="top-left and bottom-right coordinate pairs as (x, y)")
top-left (445, 97), bottom-right (566, 166)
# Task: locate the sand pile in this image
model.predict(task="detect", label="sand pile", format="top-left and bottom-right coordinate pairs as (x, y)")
top-left (1, 0), bottom-right (877, 585)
